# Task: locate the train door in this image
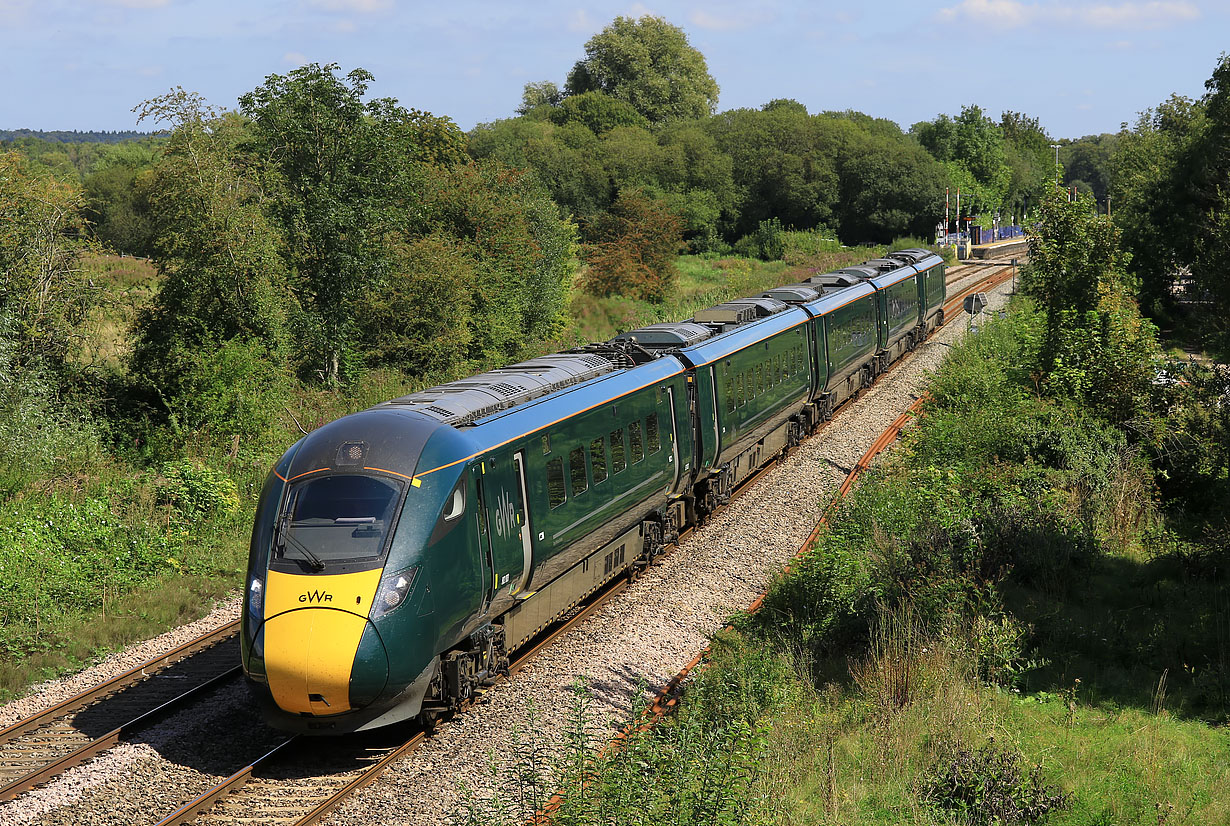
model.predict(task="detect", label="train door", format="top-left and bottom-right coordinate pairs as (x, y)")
top-left (477, 451), bottom-right (533, 599)
top-left (665, 385), bottom-right (682, 490)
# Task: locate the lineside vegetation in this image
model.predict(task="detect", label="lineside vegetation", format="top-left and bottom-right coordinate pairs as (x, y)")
top-left (460, 188), bottom-right (1228, 825)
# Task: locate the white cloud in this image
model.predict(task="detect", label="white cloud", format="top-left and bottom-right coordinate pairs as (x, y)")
top-left (283, 51), bottom-right (310, 66)
top-left (106, 0), bottom-right (172, 7)
top-left (137, 64), bottom-right (163, 76)
top-left (689, 7), bottom-right (772, 31)
top-left (309, 0), bottom-right (392, 12)
top-left (937, 0), bottom-right (1199, 30)
top-left (1083, 1), bottom-right (1198, 27)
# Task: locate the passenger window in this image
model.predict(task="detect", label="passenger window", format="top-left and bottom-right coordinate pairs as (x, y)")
top-left (569, 448), bottom-right (588, 496)
top-left (610, 429), bottom-right (626, 473)
top-left (542, 433), bottom-right (550, 454)
top-left (547, 458), bottom-right (566, 508)
top-left (646, 414), bottom-right (660, 453)
top-left (590, 437), bottom-right (607, 484)
top-left (723, 364), bottom-right (734, 413)
top-left (737, 372), bottom-right (745, 407)
top-left (629, 422), bottom-right (644, 463)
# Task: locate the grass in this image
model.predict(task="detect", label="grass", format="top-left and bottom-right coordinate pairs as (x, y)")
top-left (73, 252), bottom-right (161, 370)
top-left (0, 458), bottom-right (250, 700)
top-left (563, 243), bottom-right (881, 345)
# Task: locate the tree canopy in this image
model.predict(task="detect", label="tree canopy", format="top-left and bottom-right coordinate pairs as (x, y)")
top-left (565, 16), bottom-right (719, 124)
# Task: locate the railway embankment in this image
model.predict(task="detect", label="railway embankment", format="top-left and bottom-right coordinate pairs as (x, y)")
top-left (471, 289), bottom-right (1230, 822)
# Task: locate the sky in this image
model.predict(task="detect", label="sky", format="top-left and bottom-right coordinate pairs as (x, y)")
top-left (1, 0), bottom-right (1225, 139)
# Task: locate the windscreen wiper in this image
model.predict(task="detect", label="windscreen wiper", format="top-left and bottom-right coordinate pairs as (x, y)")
top-left (281, 530), bottom-right (326, 572)
top-left (273, 513), bottom-right (326, 571)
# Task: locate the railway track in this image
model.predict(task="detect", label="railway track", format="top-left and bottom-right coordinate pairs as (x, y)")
top-left (0, 622), bottom-right (240, 803)
top-left (0, 262), bottom-right (1018, 825)
top-left (158, 561), bottom-right (642, 826)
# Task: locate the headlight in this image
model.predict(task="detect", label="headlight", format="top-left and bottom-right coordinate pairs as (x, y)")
top-left (248, 577), bottom-right (264, 617)
top-left (371, 567), bottom-right (418, 619)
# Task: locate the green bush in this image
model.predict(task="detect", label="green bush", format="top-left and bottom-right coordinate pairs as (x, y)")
top-left (0, 347), bottom-right (101, 497)
top-left (919, 738), bottom-right (1070, 825)
top-left (155, 459), bottom-right (239, 521)
top-left (0, 493), bottom-right (173, 659)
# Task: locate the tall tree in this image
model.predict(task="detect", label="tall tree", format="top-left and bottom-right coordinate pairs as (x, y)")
top-left (238, 63), bottom-right (464, 384)
top-left (565, 16), bottom-right (719, 125)
top-left (130, 89), bottom-right (291, 440)
top-left (1110, 94), bottom-right (1205, 311)
top-left (912, 105), bottom-right (1011, 215)
top-left (1022, 187), bottom-right (1156, 421)
top-left (0, 151), bottom-right (90, 369)
top-left (1181, 53), bottom-right (1230, 341)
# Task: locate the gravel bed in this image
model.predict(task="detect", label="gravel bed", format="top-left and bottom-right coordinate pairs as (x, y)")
top-left (0, 679), bottom-right (282, 826)
top-left (0, 594), bottom-right (242, 731)
top-left (323, 278), bottom-right (1017, 826)
top-left (0, 275), bottom-right (1014, 825)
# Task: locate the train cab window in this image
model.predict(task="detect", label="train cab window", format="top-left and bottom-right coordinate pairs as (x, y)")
top-left (610, 429), bottom-right (626, 473)
top-left (280, 474), bottom-right (403, 564)
top-left (629, 421), bottom-right (644, 463)
top-left (547, 458), bottom-right (566, 508)
top-left (646, 413), bottom-right (660, 453)
top-left (590, 437), bottom-right (607, 484)
top-left (569, 448), bottom-right (588, 496)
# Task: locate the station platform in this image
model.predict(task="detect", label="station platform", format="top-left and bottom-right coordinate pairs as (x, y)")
top-left (969, 238), bottom-right (1027, 260)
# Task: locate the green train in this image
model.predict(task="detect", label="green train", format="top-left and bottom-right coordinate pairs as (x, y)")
top-left (241, 248), bottom-right (944, 733)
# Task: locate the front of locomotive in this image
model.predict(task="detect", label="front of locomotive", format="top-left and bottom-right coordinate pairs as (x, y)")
top-left (241, 406), bottom-right (479, 734)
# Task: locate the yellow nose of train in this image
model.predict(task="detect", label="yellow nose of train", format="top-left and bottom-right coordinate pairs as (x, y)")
top-left (261, 569), bottom-right (387, 715)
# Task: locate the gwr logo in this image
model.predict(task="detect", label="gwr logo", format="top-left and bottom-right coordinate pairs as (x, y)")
top-left (493, 488), bottom-right (517, 540)
top-left (299, 590), bottom-right (333, 604)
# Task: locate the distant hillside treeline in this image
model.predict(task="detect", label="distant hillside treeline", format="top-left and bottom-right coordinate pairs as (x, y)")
top-left (0, 128), bottom-right (155, 143)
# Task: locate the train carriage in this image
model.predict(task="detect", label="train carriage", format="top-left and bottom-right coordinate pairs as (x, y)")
top-left (661, 302), bottom-right (814, 510)
top-left (890, 248), bottom-right (947, 335)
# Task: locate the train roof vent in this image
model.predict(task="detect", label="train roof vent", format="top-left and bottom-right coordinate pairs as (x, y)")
top-left (762, 285), bottom-right (821, 303)
top-left (724, 297), bottom-right (789, 316)
top-left (611, 322), bottom-right (712, 348)
top-left (809, 270), bottom-right (867, 288)
top-left (382, 353), bottom-right (618, 425)
top-left (888, 248), bottom-right (930, 264)
top-left (863, 258), bottom-right (906, 273)
top-left (692, 303), bottom-right (757, 325)
top-left (384, 387), bottom-right (510, 425)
